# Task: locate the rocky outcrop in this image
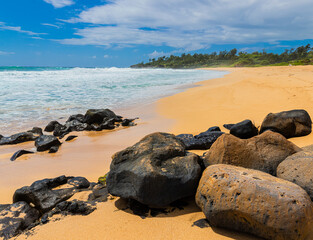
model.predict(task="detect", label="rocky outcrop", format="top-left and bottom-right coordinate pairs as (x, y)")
top-left (10, 150), bottom-right (34, 161)
top-left (203, 131), bottom-right (301, 175)
top-left (107, 132), bottom-right (202, 207)
top-left (177, 128), bottom-right (224, 150)
top-left (229, 119), bottom-right (258, 139)
top-left (196, 164), bottom-right (313, 240)
top-left (0, 201), bottom-right (40, 240)
top-left (0, 132), bottom-right (38, 146)
top-left (277, 144), bottom-right (313, 200)
top-left (35, 135), bottom-right (62, 152)
top-left (260, 109), bottom-right (312, 138)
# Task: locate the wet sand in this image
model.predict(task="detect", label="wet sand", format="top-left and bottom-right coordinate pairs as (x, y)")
top-left (2, 66), bottom-right (313, 239)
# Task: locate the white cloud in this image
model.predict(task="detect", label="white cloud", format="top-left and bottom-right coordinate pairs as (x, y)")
top-left (0, 51), bottom-right (14, 55)
top-left (43, 0), bottom-right (74, 8)
top-left (103, 54), bottom-right (109, 58)
top-left (0, 22), bottom-right (45, 36)
top-left (92, 55), bottom-right (97, 59)
top-left (60, 0), bottom-right (313, 51)
top-left (42, 23), bottom-right (60, 28)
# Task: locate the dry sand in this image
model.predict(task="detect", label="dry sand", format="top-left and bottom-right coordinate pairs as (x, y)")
top-left (2, 65), bottom-right (313, 240)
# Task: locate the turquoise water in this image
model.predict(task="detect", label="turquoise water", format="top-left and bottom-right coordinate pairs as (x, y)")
top-left (0, 67), bottom-right (227, 134)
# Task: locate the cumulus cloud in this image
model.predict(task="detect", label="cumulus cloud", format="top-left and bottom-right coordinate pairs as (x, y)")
top-left (60, 0), bottom-right (313, 51)
top-left (0, 22), bottom-right (45, 36)
top-left (43, 0), bottom-right (74, 8)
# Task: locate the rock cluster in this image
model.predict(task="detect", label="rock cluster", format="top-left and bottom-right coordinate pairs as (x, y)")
top-left (0, 175), bottom-right (108, 239)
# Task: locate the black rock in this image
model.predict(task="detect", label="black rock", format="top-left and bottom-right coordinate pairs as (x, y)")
top-left (207, 126), bottom-right (221, 132)
top-left (83, 109), bottom-right (117, 125)
top-left (13, 175), bottom-right (75, 213)
top-left (66, 114), bottom-right (84, 123)
top-left (0, 201), bottom-right (40, 240)
top-left (229, 119), bottom-right (258, 139)
top-left (0, 132), bottom-right (38, 146)
top-left (44, 121), bottom-right (62, 132)
top-left (65, 135), bottom-right (78, 141)
top-left (107, 132), bottom-right (202, 207)
top-left (10, 150), bottom-right (34, 161)
top-left (68, 177), bottom-right (90, 189)
top-left (223, 124), bottom-right (235, 130)
top-left (27, 127), bottom-right (43, 136)
top-left (260, 109), bottom-right (312, 138)
top-left (177, 131), bottom-right (224, 150)
top-left (35, 135), bottom-right (61, 152)
top-left (88, 184), bottom-right (108, 202)
top-left (0, 134), bottom-right (3, 140)
top-left (48, 145), bottom-right (59, 153)
top-left (55, 200), bottom-right (95, 215)
top-left (122, 118), bottom-right (138, 127)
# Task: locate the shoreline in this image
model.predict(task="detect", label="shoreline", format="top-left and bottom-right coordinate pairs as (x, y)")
top-left (3, 65), bottom-right (313, 240)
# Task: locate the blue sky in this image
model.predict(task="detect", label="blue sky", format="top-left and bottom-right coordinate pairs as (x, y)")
top-left (1, 0), bottom-right (313, 67)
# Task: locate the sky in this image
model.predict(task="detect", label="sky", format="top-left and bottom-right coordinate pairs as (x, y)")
top-left (1, 0), bottom-right (313, 67)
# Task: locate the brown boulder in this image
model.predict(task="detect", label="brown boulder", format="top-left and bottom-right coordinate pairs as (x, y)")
top-left (277, 144), bottom-right (313, 200)
top-left (196, 164), bottom-right (313, 240)
top-left (203, 131), bottom-right (301, 175)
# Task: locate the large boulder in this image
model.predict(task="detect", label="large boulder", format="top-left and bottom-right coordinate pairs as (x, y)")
top-left (35, 135), bottom-right (61, 152)
top-left (0, 201), bottom-right (40, 240)
top-left (13, 175), bottom-right (76, 213)
top-left (203, 131), bottom-right (301, 175)
top-left (277, 144), bottom-right (313, 200)
top-left (0, 132), bottom-right (37, 145)
top-left (260, 109), bottom-right (312, 138)
top-left (196, 164), bottom-right (313, 240)
top-left (229, 119), bottom-right (258, 139)
top-left (107, 132), bottom-right (202, 207)
top-left (44, 120), bottom-right (63, 132)
top-left (83, 109), bottom-right (117, 124)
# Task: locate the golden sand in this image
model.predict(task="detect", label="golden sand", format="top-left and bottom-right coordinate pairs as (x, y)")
top-left (3, 65), bottom-right (313, 240)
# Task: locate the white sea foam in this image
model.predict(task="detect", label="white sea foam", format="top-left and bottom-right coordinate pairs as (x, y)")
top-left (0, 68), bottom-right (227, 134)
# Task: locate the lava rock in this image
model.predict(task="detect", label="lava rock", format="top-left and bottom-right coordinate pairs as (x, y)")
top-left (203, 131), bottom-right (301, 175)
top-left (66, 114), bottom-right (84, 123)
top-left (107, 132), bottom-right (202, 207)
top-left (65, 135), bottom-right (78, 141)
top-left (48, 145), bottom-right (59, 153)
top-left (223, 124), bottom-right (235, 130)
top-left (44, 121), bottom-right (63, 132)
top-left (121, 118), bottom-right (138, 126)
top-left (27, 127), bottom-right (43, 136)
top-left (277, 145), bottom-right (313, 200)
top-left (88, 184), bottom-right (108, 202)
top-left (229, 119), bottom-right (258, 139)
top-left (13, 175), bottom-right (75, 213)
top-left (0, 201), bottom-right (40, 240)
top-left (0, 132), bottom-right (38, 146)
top-left (260, 109), bottom-right (312, 138)
top-left (35, 135), bottom-right (61, 152)
top-left (207, 126), bottom-right (221, 132)
top-left (177, 131), bottom-right (224, 150)
top-left (10, 150), bottom-right (34, 161)
top-left (55, 200), bottom-right (95, 215)
top-left (68, 177), bottom-right (90, 189)
top-left (196, 164), bottom-right (313, 240)
top-left (83, 109), bottom-right (116, 124)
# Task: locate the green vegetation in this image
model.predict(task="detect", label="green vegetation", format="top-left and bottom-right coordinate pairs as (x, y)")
top-left (131, 44), bottom-right (313, 68)
top-left (98, 174), bottom-right (108, 186)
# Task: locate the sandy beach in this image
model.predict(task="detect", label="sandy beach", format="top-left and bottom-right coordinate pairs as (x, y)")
top-left (2, 66), bottom-right (313, 239)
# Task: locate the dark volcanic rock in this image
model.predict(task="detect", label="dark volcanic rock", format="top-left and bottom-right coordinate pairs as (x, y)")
top-left (0, 132), bottom-right (37, 146)
top-left (10, 150), bottom-right (34, 161)
top-left (13, 175), bottom-right (75, 213)
top-left (207, 126), bottom-right (221, 132)
top-left (65, 135), bottom-right (78, 141)
top-left (55, 200), bottom-right (95, 215)
top-left (83, 109), bottom-right (116, 124)
top-left (121, 118), bottom-right (138, 126)
top-left (277, 145), bottom-right (313, 200)
top-left (68, 177), bottom-right (90, 189)
top-left (35, 135), bottom-right (61, 152)
top-left (203, 131), bottom-right (301, 175)
top-left (229, 119), bottom-right (258, 139)
top-left (88, 184), bottom-right (108, 202)
top-left (223, 123), bottom-right (235, 130)
top-left (66, 114), bottom-right (84, 123)
top-left (44, 121), bottom-right (62, 132)
top-left (48, 145), bottom-right (59, 153)
top-left (0, 201), bottom-right (40, 240)
top-left (196, 164), bottom-right (313, 240)
top-left (27, 127), bottom-right (43, 136)
top-left (107, 132), bottom-right (202, 207)
top-left (260, 109), bottom-right (312, 138)
top-left (177, 131), bottom-right (224, 150)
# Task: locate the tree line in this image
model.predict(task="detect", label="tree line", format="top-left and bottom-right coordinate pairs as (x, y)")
top-left (131, 44), bottom-right (313, 68)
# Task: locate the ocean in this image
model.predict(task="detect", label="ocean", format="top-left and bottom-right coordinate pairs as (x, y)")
top-left (0, 67), bottom-right (227, 135)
